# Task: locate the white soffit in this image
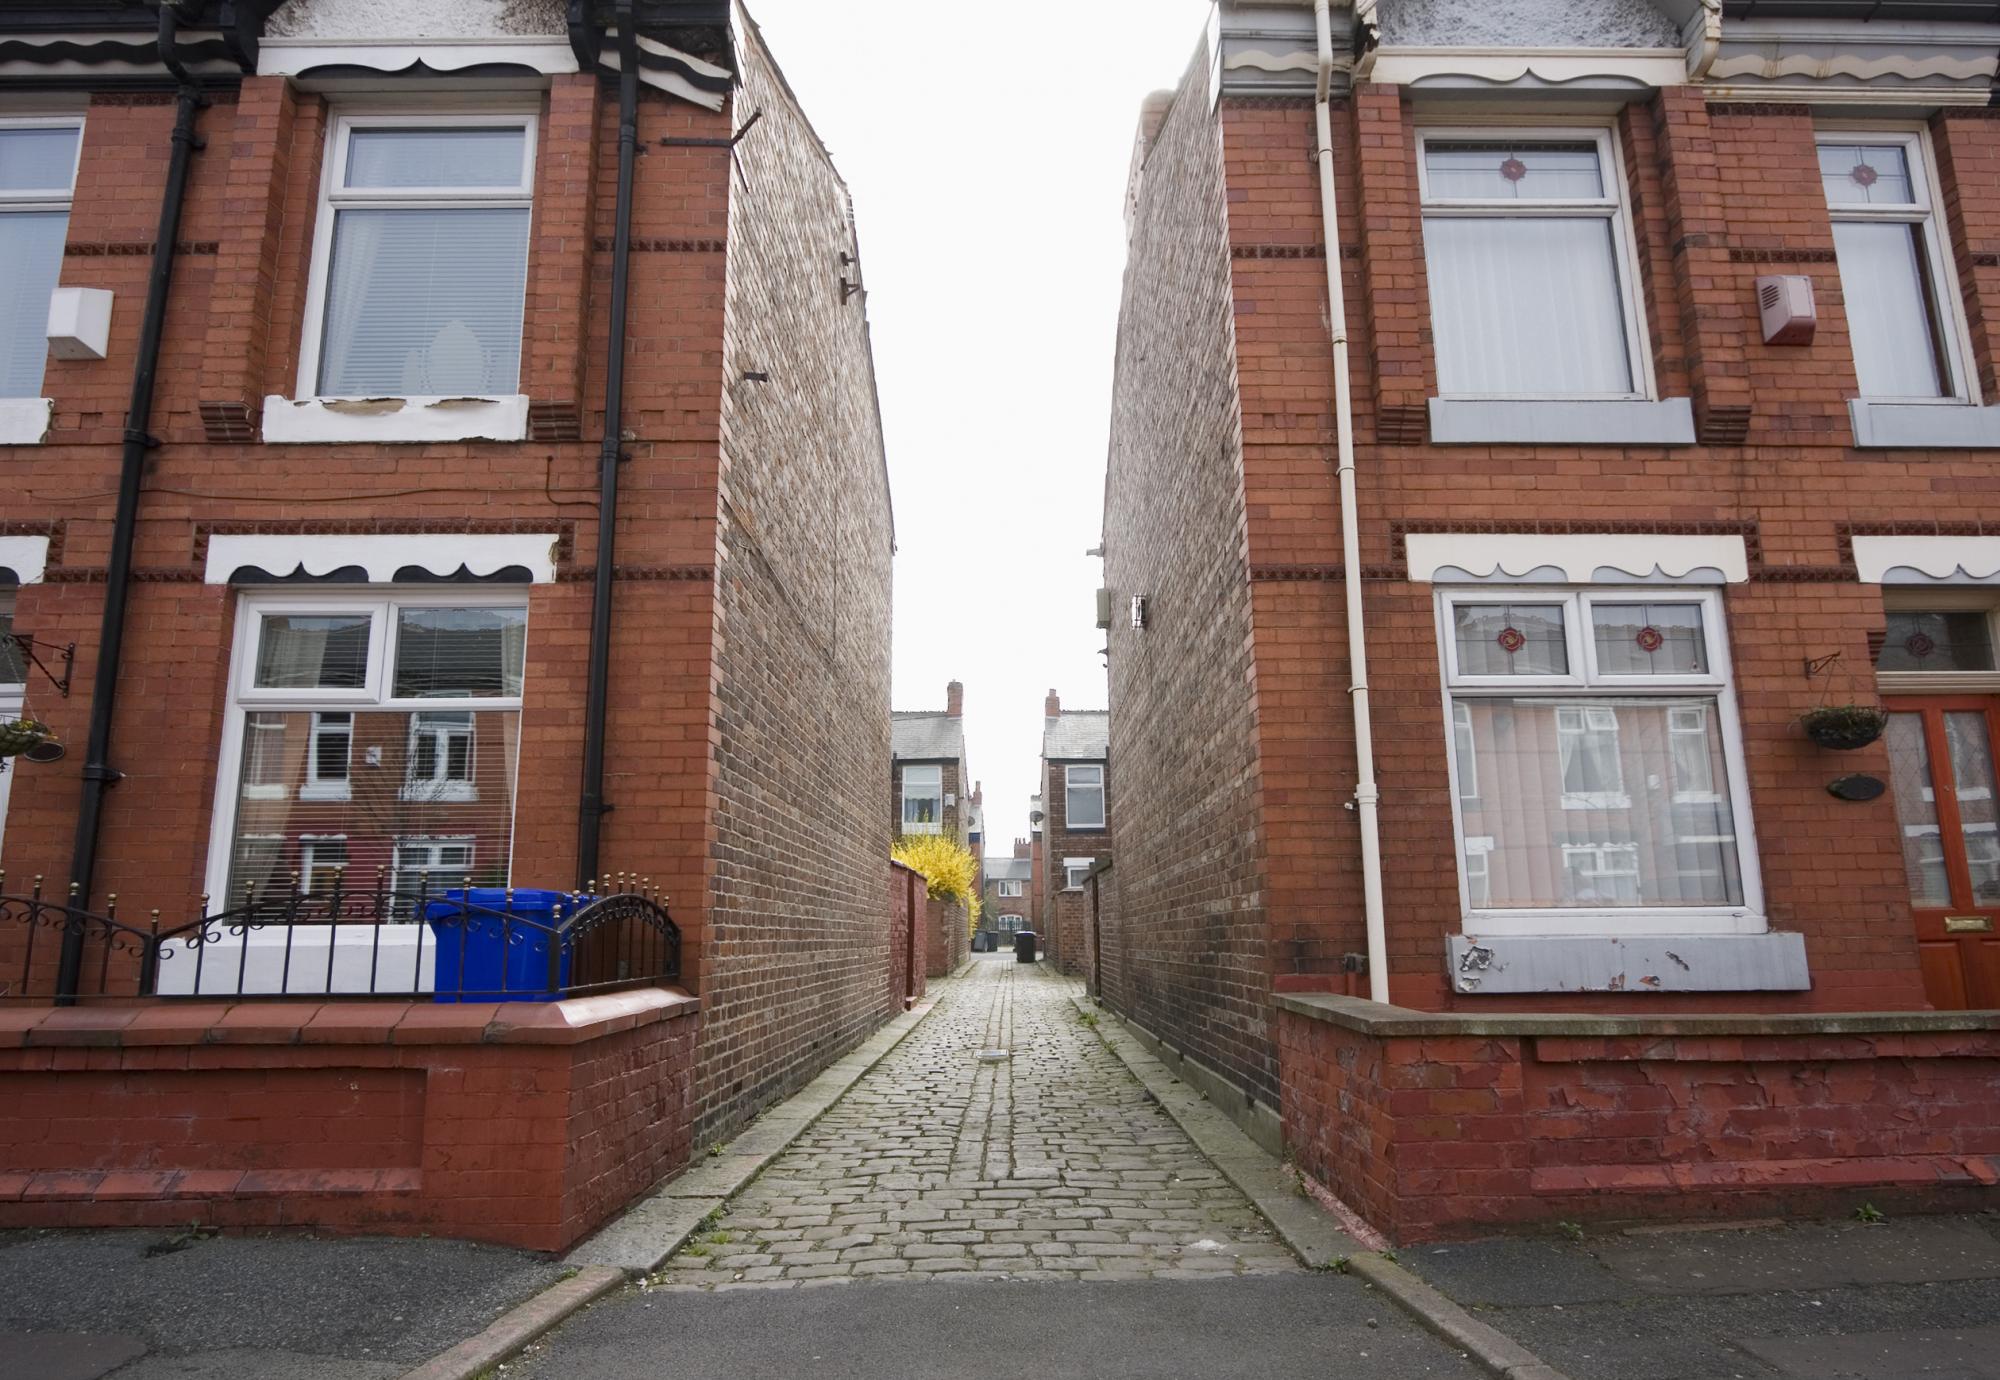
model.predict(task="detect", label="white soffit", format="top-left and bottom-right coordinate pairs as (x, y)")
top-left (1364, 46), bottom-right (1691, 88)
top-left (1407, 533), bottom-right (1750, 585)
top-left (1852, 536), bottom-right (2000, 586)
top-left (258, 37), bottom-right (579, 77)
top-left (0, 535), bottom-right (51, 585)
top-left (204, 532), bottom-right (561, 586)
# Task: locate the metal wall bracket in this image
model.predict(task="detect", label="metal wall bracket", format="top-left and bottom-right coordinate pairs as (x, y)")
top-left (7, 632), bottom-right (73, 698)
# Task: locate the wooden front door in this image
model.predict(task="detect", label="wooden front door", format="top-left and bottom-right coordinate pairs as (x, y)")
top-left (1885, 698), bottom-right (2000, 1009)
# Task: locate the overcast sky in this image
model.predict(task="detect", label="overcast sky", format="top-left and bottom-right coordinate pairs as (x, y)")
top-left (745, 0), bottom-right (1214, 853)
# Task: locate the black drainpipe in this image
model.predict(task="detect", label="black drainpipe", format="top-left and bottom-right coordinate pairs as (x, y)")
top-left (575, 2), bottom-right (641, 889)
top-left (58, 3), bottom-right (206, 1001)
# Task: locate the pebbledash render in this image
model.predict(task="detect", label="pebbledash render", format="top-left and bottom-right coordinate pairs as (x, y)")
top-left (1097, 0), bottom-right (2000, 1239)
top-left (0, 0), bottom-right (894, 1249)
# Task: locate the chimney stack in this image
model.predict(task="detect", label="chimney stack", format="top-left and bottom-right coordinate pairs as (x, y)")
top-left (1014, 838), bottom-right (1030, 859)
top-left (947, 680), bottom-right (964, 717)
top-left (1045, 688), bottom-right (1061, 718)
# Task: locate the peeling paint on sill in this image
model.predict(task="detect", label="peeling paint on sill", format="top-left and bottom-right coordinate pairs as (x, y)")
top-left (261, 393), bottom-right (530, 444)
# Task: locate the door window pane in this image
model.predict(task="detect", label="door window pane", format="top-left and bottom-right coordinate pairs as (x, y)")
top-left (318, 206), bottom-right (530, 396)
top-left (1592, 602), bottom-right (1707, 676)
top-left (1423, 215), bottom-right (1633, 395)
top-left (1886, 712), bottom-right (1950, 907)
top-left (1833, 220), bottom-right (1949, 398)
top-left (345, 127), bottom-right (526, 189)
top-left (392, 607), bottom-right (526, 698)
top-left (1453, 602), bottom-right (1568, 677)
top-left (1456, 696), bottom-right (1743, 909)
top-left (1946, 712), bottom-right (2000, 905)
top-left (1877, 611), bottom-right (1995, 672)
top-left (255, 614), bottom-right (370, 689)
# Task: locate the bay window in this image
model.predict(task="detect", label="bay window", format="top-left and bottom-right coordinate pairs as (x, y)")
top-left (1418, 129), bottom-right (1649, 399)
top-left (1818, 133), bottom-right (1968, 402)
top-left (1439, 588), bottom-right (1761, 934)
top-left (0, 120), bottom-right (80, 401)
top-left (302, 115), bottom-right (535, 399)
top-left (208, 592), bottom-right (527, 904)
top-left (901, 764), bottom-right (943, 834)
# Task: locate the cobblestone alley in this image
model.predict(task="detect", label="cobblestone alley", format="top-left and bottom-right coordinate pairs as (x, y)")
top-left (650, 955), bottom-right (1300, 1287)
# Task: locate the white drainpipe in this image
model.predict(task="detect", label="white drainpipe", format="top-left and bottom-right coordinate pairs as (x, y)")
top-left (1312, 0), bottom-right (1389, 1003)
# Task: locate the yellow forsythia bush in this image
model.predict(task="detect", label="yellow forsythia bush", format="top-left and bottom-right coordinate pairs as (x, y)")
top-left (892, 833), bottom-right (983, 925)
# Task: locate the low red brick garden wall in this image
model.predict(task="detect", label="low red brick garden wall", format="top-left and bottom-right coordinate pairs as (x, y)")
top-left (0, 988), bottom-right (699, 1252)
top-left (925, 895), bottom-right (968, 979)
top-left (1278, 994), bottom-right (2000, 1242)
top-left (890, 862), bottom-right (927, 1011)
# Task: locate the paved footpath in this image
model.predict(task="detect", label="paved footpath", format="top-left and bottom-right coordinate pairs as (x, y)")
top-left (649, 955), bottom-right (1298, 1287)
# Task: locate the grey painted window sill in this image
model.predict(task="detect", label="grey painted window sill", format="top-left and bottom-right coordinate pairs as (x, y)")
top-left (1848, 399), bottom-right (2000, 449)
top-left (1428, 397), bottom-right (1697, 446)
top-left (1446, 931), bottom-right (1809, 995)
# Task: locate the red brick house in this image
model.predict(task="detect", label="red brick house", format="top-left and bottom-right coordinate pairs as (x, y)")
top-left (891, 681), bottom-right (973, 974)
top-left (1039, 690), bottom-right (1109, 976)
top-left (1098, 0), bottom-right (2000, 1238)
top-left (979, 838), bottom-right (1037, 949)
top-left (0, 0), bottom-right (895, 1249)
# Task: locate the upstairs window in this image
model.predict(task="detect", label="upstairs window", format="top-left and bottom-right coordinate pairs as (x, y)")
top-left (304, 115), bottom-right (535, 399)
top-left (1064, 859), bottom-right (1094, 890)
top-left (1440, 588), bottom-right (1762, 933)
top-left (997, 879), bottom-right (1024, 898)
top-left (901, 765), bottom-right (943, 834)
top-left (1818, 134), bottom-right (1968, 401)
top-left (1065, 764), bottom-right (1106, 830)
top-left (0, 120), bottom-right (81, 399)
top-left (1418, 130), bottom-right (1649, 399)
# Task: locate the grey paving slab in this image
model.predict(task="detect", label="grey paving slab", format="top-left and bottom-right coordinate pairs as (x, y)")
top-left (510, 1275), bottom-right (1492, 1379)
top-left (0, 1230), bottom-right (559, 1374)
top-left (1591, 1218), bottom-right (2000, 1296)
top-left (0, 1332), bottom-right (147, 1380)
top-left (1735, 1325), bottom-right (2000, 1379)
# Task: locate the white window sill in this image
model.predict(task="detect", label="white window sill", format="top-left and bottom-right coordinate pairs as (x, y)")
top-left (299, 783), bottom-right (353, 802)
top-left (0, 398), bottom-right (53, 445)
top-left (1428, 397), bottom-right (1697, 446)
top-left (1848, 399), bottom-right (2000, 449)
top-left (262, 394), bottom-right (529, 445)
top-left (403, 784), bottom-right (477, 803)
top-left (1560, 793), bottom-right (1630, 811)
top-left (903, 823), bottom-right (943, 835)
top-left (241, 785), bottom-right (288, 801)
top-left (1448, 930), bottom-right (1807, 994)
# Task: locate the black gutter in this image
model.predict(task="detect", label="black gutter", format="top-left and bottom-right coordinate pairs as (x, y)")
top-left (575, 1), bottom-right (641, 888)
top-left (58, 3), bottom-right (206, 1000)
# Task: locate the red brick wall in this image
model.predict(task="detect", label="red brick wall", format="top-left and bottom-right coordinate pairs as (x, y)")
top-left (922, 893), bottom-right (969, 979)
top-left (1280, 1001), bottom-right (2000, 1242)
top-left (0, 991), bottom-right (699, 1253)
top-left (1039, 757), bottom-right (1110, 979)
top-left (1104, 61), bottom-right (2000, 1091)
top-left (889, 860), bottom-right (926, 1010)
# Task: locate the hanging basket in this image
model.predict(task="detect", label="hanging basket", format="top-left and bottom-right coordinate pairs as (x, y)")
top-left (1800, 704), bottom-right (1888, 751)
top-left (0, 718), bottom-right (55, 758)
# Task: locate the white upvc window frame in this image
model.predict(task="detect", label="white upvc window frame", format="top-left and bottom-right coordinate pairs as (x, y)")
top-left (0, 115), bottom-right (84, 424)
top-left (1415, 123), bottom-right (1656, 403)
top-left (300, 710), bottom-right (354, 802)
top-left (203, 587), bottom-right (529, 903)
top-left (1436, 586), bottom-right (1765, 937)
top-left (1064, 857), bottom-right (1095, 891)
top-left (404, 709), bottom-right (477, 803)
top-left (1064, 763), bottom-right (1107, 830)
top-left (295, 109), bottom-right (539, 401)
top-left (1815, 125), bottom-right (1977, 406)
top-left (900, 763), bottom-right (944, 835)
top-left (0, 585), bottom-right (22, 859)
top-left (298, 833), bottom-right (349, 896)
top-left (391, 834), bottom-right (476, 894)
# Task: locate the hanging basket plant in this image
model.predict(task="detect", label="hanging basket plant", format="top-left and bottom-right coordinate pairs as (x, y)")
top-left (0, 718), bottom-right (55, 758)
top-left (1800, 703), bottom-right (1888, 751)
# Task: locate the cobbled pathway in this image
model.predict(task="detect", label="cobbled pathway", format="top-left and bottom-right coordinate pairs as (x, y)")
top-left (651, 955), bottom-right (1299, 1288)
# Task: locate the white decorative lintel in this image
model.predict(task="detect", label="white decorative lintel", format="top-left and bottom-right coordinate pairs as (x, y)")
top-left (1367, 46), bottom-right (1691, 89)
top-left (257, 37), bottom-right (579, 78)
top-left (203, 532), bottom-right (560, 586)
top-left (1407, 533), bottom-right (1750, 586)
top-left (1852, 536), bottom-right (2000, 586)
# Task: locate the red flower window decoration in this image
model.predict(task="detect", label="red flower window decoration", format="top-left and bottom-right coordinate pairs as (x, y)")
top-left (1850, 162), bottom-right (1879, 189)
top-left (1635, 627), bottom-right (1665, 653)
top-left (1499, 156), bottom-right (1529, 183)
top-left (1497, 627), bottom-right (1528, 654)
top-left (1905, 631), bottom-right (1937, 660)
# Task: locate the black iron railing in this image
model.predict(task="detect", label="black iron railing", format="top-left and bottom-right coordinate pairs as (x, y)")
top-left (0, 870), bottom-right (679, 1003)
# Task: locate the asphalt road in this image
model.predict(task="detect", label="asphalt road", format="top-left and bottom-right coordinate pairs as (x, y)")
top-left (509, 1274), bottom-right (1490, 1380)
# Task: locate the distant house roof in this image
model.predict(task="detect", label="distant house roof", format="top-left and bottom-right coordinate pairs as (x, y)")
top-left (892, 712), bottom-right (964, 762)
top-left (1043, 710), bottom-right (1109, 761)
top-left (985, 858), bottom-right (1031, 882)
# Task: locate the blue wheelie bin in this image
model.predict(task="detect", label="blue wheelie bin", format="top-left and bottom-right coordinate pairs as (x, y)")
top-left (425, 888), bottom-right (589, 1002)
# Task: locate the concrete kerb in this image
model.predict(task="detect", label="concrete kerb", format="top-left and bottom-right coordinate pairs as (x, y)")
top-left (395, 985), bottom-right (953, 1380)
top-left (1066, 982), bottom-right (1576, 1380)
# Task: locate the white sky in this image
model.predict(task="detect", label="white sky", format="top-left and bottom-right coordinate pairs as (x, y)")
top-left (746, 0), bottom-right (1215, 853)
